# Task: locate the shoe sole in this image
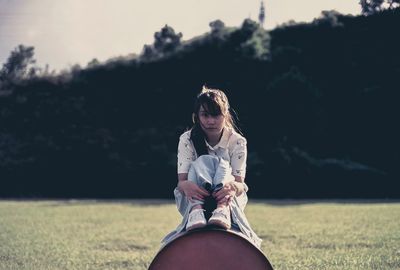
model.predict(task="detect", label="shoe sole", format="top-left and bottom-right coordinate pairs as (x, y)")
top-left (186, 222), bottom-right (206, 231)
top-left (208, 219), bottom-right (230, 230)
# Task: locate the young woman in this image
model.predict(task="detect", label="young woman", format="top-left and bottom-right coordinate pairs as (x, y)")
top-left (162, 86), bottom-right (261, 248)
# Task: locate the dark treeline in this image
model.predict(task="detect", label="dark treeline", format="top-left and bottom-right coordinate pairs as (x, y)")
top-left (0, 8), bottom-right (399, 198)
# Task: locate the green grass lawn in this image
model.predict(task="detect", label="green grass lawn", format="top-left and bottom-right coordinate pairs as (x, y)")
top-left (0, 200), bottom-right (399, 270)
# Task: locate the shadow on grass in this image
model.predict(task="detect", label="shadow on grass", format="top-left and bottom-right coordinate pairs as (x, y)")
top-left (2, 198), bottom-right (399, 207)
top-left (251, 198), bottom-right (400, 206)
top-left (32, 199), bottom-right (175, 207)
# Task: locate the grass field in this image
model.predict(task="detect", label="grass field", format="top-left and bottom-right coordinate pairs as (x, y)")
top-left (0, 200), bottom-right (399, 270)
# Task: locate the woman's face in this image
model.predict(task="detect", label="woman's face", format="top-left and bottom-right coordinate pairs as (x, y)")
top-left (198, 105), bottom-right (225, 137)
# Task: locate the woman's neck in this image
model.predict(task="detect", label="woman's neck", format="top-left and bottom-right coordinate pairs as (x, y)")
top-left (206, 129), bottom-right (224, 147)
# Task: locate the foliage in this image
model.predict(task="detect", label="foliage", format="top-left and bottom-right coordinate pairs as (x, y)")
top-left (0, 10), bottom-right (400, 198)
top-left (360, 0), bottom-right (400, 15)
top-left (209, 19), bottom-right (225, 34)
top-left (0, 45), bottom-right (38, 89)
top-left (238, 19), bottom-right (270, 60)
top-left (141, 25), bottom-right (183, 60)
top-left (312, 10), bottom-right (345, 27)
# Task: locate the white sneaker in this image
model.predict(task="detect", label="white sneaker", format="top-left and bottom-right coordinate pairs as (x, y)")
top-left (208, 207), bottom-right (231, 229)
top-left (186, 209), bottom-right (207, 231)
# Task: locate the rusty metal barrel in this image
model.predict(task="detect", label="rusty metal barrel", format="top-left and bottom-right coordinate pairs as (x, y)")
top-left (149, 228), bottom-right (274, 270)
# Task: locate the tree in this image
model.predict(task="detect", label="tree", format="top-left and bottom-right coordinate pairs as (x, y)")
top-left (153, 25), bottom-right (183, 54)
top-left (87, 58), bottom-right (100, 68)
top-left (241, 19), bottom-right (259, 37)
top-left (209, 19), bottom-right (225, 34)
top-left (360, 0), bottom-right (384, 15)
top-left (388, 0), bottom-right (400, 8)
top-left (263, 67), bottom-right (321, 144)
top-left (313, 10), bottom-right (344, 27)
top-left (0, 45), bottom-right (38, 87)
top-left (141, 25), bottom-right (183, 60)
top-left (141, 44), bottom-right (156, 60)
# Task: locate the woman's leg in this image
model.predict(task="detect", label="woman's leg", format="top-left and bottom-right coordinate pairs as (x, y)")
top-left (208, 157), bottom-right (235, 229)
top-left (184, 158), bottom-right (214, 230)
top-left (186, 155), bottom-right (219, 210)
top-left (184, 155), bottom-right (235, 229)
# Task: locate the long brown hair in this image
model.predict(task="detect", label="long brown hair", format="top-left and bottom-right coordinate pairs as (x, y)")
top-left (190, 86), bottom-right (241, 156)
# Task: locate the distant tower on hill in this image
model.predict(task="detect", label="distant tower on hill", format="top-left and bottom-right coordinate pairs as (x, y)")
top-left (258, 0), bottom-right (266, 28)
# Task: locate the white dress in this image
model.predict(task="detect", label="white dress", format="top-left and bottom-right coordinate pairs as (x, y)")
top-left (161, 128), bottom-right (262, 249)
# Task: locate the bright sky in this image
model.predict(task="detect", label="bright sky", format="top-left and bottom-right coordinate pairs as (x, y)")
top-left (0, 0), bottom-right (361, 71)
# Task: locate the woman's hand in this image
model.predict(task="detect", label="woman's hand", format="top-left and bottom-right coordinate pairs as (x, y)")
top-left (178, 180), bottom-right (210, 202)
top-left (212, 182), bottom-right (237, 205)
